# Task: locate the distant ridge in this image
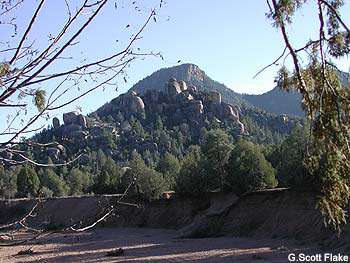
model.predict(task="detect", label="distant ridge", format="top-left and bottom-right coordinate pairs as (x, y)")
top-left (243, 88), bottom-right (304, 117)
top-left (243, 70), bottom-right (349, 117)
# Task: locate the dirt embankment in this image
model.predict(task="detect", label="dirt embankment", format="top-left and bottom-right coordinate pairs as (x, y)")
top-left (0, 190), bottom-right (349, 250)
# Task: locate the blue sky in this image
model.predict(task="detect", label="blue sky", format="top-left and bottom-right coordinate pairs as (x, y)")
top-left (1, 0), bottom-right (349, 141)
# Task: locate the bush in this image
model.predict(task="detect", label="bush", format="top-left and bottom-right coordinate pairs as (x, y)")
top-left (226, 139), bottom-right (277, 194)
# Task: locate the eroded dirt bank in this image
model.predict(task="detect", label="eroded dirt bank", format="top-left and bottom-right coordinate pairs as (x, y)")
top-left (0, 190), bottom-right (349, 251)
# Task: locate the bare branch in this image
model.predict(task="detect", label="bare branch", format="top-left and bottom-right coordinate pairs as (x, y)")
top-left (253, 46), bottom-right (287, 79)
top-left (8, 0), bottom-right (45, 65)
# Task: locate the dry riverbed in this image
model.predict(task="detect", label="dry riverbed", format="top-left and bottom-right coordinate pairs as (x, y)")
top-left (0, 227), bottom-right (321, 263)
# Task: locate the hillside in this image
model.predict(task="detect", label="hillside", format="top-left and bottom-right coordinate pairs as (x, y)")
top-left (0, 63), bottom-right (304, 200)
top-left (26, 63), bottom-right (301, 163)
top-left (243, 88), bottom-right (304, 117)
top-left (242, 70), bottom-right (349, 117)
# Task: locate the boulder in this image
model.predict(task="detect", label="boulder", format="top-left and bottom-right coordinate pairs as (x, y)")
top-left (238, 121), bottom-right (245, 134)
top-left (129, 91), bottom-right (137, 96)
top-left (52, 117), bottom-right (60, 129)
top-left (167, 79), bottom-right (182, 97)
top-left (178, 80), bottom-right (187, 91)
top-left (187, 85), bottom-right (197, 93)
top-left (130, 96), bottom-right (145, 113)
top-left (187, 100), bottom-right (203, 115)
top-left (56, 144), bottom-right (65, 152)
top-left (222, 103), bottom-right (239, 121)
top-left (112, 92), bottom-right (145, 114)
top-left (77, 115), bottom-right (87, 128)
top-left (207, 91), bottom-right (222, 103)
top-left (63, 111), bottom-right (79, 125)
top-left (176, 91), bottom-right (193, 103)
top-left (282, 115), bottom-right (289, 124)
top-left (63, 111), bottom-right (87, 128)
top-left (47, 148), bottom-right (60, 160)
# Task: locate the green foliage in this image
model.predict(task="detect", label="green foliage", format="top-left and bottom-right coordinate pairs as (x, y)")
top-left (157, 152), bottom-right (180, 189)
top-left (0, 165), bottom-right (17, 198)
top-left (201, 129), bottom-right (232, 190)
top-left (16, 166), bottom-right (40, 198)
top-left (155, 115), bottom-right (164, 130)
top-left (38, 168), bottom-right (68, 197)
top-left (226, 139), bottom-right (278, 194)
top-left (67, 167), bottom-right (92, 196)
top-left (175, 146), bottom-right (206, 196)
top-left (93, 155), bottom-right (120, 194)
top-left (276, 125), bottom-right (310, 187)
top-left (121, 152), bottom-right (166, 201)
top-left (41, 186), bottom-right (54, 198)
top-left (268, 0), bottom-right (350, 229)
top-left (0, 62), bottom-right (10, 77)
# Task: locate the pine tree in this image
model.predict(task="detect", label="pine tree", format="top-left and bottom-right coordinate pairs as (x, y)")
top-left (16, 166), bottom-right (40, 198)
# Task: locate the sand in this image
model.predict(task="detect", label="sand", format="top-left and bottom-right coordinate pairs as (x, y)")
top-left (0, 227), bottom-right (318, 263)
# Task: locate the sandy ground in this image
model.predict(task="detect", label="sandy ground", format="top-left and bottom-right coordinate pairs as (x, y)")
top-left (0, 227), bottom-right (318, 263)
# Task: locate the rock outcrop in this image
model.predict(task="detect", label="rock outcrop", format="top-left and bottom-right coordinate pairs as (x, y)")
top-left (178, 80), bottom-right (187, 91)
top-left (167, 78), bottom-right (182, 97)
top-left (63, 111), bottom-right (87, 128)
top-left (110, 91), bottom-right (145, 114)
top-left (52, 117), bottom-right (60, 129)
top-left (207, 91), bottom-right (222, 103)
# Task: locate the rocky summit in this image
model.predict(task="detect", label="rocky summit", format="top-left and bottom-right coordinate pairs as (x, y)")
top-left (21, 64), bottom-right (302, 166)
top-left (98, 77), bottom-right (245, 134)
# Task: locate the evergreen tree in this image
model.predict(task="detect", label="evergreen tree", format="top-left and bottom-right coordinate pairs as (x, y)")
top-left (201, 129), bottom-right (233, 190)
top-left (16, 166), bottom-right (40, 198)
top-left (277, 126), bottom-right (310, 188)
top-left (176, 145), bottom-right (206, 196)
top-left (0, 165), bottom-right (17, 198)
top-left (67, 167), bottom-right (92, 195)
top-left (38, 168), bottom-right (68, 197)
top-left (157, 152), bottom-right (181, 190)
top-left (121, 152), bottom-right (165, 201)
top-left (226, 139), bottom-right (277, 194)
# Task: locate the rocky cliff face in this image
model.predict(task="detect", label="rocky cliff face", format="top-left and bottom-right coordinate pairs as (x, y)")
top-left (98, 78), bottom-right (245, 135)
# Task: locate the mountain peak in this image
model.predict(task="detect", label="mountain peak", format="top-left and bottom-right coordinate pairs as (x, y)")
top-left (130, 63), bottom-right (243, 106)
top-left (130, 63), bottom-right (205, 95)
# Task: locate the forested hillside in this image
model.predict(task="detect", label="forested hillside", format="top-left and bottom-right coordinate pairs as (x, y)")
top-left (0, 64), bottom-right (305, 200)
